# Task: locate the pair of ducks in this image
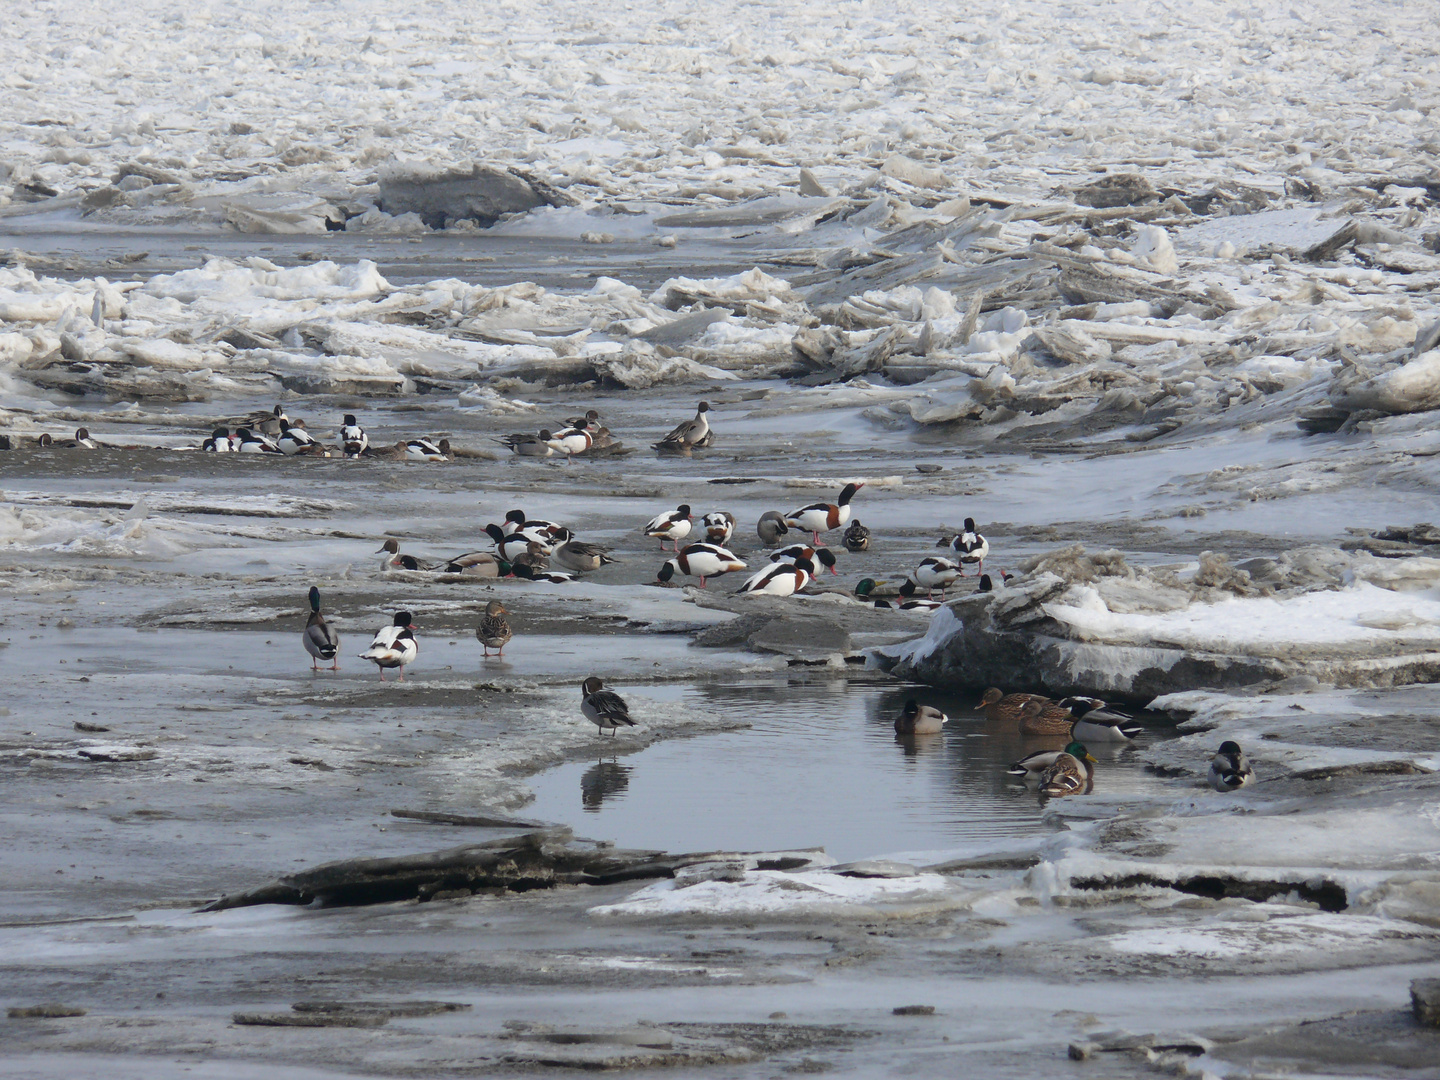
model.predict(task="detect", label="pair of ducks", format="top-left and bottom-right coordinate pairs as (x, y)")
top-left (301, 588), bottom-right (418, 681)
top-left (905, 519), bottom-right (992, 600)
top-left (26, 428), bottom-right (98, 448)
top-left (500, 409), bottom-right (614, 461)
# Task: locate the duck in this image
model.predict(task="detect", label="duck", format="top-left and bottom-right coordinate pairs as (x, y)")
top-left (1038, 741), bottom-right (1097, 796)
top-left (873, 580), bottom-right (942, 612)
top-left (546, 422), bottom-right (593, 461)
top-left (476, 600), bottom-right (512, 657)
top-left (653, 400), bottom-right (711, 451)
top-left (237, 404), bottom-right (287, 436)
top-left (363, 440), bottom-right (412, 461)
top-left (771, 544), bottom-right (839, 576)
top-left (785, 482), bottom-right (863, 546)
top-left (234, 427), bottom-right (282, 454)
top-left (843, 519), bottom-right (871, 552)
top-left (503, 510), bottom-right (565, 544)
top-left (437, 551), bottom-right (507, 577)
top-left (302, 585), bottom-right (340, 671)
top-left (1016, 697), bottom-right (1077, 737)
top-left (644, 504), bottom-right (693, 551)
top-left (358, 611), bottom-right (418, 681)
top-left (1208, 741), bottom-right (1256, 791)
top-left (202, 427), bottom-right (233, 452)
top-left (978, 688), bottom-right (1072, 731)
top-left (509, 543), bottom-right (550, 574)
top-left (702, 510), bottom-right (736, 546)
top-left (552, 537), bottom-right (615, 574)
top-left (737, 556), bottom-right (815, 596)
top-left (657, 542), bottom-right (746, 587)
top-left (1059, 696), bottom-right (1143, 743)
top-left (939, 518), bottom-right (989, 576)
top-left (894, 699), bottom-right (948, 735)
top-left (377, 538), bottom-right (427, 572)
top-left (53, 427), bottom-right (98, 449)
top-left (1006, 748), bottom-right (1070, 782)
top-left (485, 523), bottom-right (551, 562)
top-left (581, 676), bottom-right (637, 737)
top-left (855, 578), bottom-right (898, 600)
top-left (405, 437), bottom-right (450, 462)
top-left (499, 430), bottom-right (555, 458)
top-left (340, 414), bottom-right (369, 457)
top-left (912, 556), bottom-right (961, 599)
top-left (33, 433), bottom-right (54, 447)
top-left (277, 420), bottom-right (324, 456)
top-left (756, 511), bottom-right (790, 546)
top-left (565, 409), bottom-right (614, 448)
top-left (512, 563), bottom-right (575, 584)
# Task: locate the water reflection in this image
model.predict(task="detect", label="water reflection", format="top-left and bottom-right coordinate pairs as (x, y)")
top-left (580, 759), bottom-right (631, 812)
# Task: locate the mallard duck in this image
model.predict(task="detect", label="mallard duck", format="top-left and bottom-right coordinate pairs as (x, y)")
top-left (644, 504), bottom-right (693, 551)
top-left (485, 523), bottom-right (551, 562)
top-left (1208, 741), bottom-right (1255, 791)
top-left (438, 551), bottom-right (506, 577)
top-left (978, 688), bottom-right (1071, 731)
top-left (54, 427), bottom-right (98, 449)
top-left (702, 510), bottom-right (736, 545)
top-left (939, 518), bottom-right (989, 576)
top-left (1039, 741), bottom-right (1097, 796)
top-left (581, 676), bottom-right (636, 737)
top-left (1059, 696), bottom-right (1143, 742)
top-left (510, 544), bottom-right (550, 573)
top-left (546, 423), bottom-right (593, 461)
top-left (476, 600), bottom-right (512, 657)
top-left (235, 427), bottom-right (281, 454)
top-left (499, 430), bottom-right (555, 457)
top-left (855, 578), bottom-right (898, 600)
top-left (405, 437), bottom-right (450, 462)
top-left (340, 414), bottom-right (368, 457)
top-left (653, 401), bottom-right (710, 451)
top-left (757, 510), bottom-right (790, 546)
top-left (843, 519), bottom-right (871, 552)
top-left (657, 542), bottom-right (746, 587)
top-left (377, 538), bottom-right (427, 572)
top-left (302, 586), bottom-right (339, 671)
top-left (358, 611), bottom-right (417, 681)
top-left (502, 510), bottom-right (566, 542)
top-left (277, 420), bottom-right (324, 456)
top-left (363, 440), bottom-right (410, 461)
top-left (737, 556), bottom-right (814, 596)
top-left (912, 556), bottom-right (960, 599)
top-left (895, 699), bottom-right (948, 735)
top-left (552, 538), bottom-right (615, 574)
top-left (512, 563), bottom-right (575, 584)
top-left (1006, 748), bottom-right (1068, 782)
top-left (202, 427), bottom-right (233, 452)
top-left (785, 482), bottom-right (863, 546)
top-left (1016, 697), bottom-right (1076, 737)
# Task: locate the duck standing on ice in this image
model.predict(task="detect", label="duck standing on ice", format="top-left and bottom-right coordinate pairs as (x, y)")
top-left (476, 600), bottom-right (512, 658)
top-left (653, 401), bottom-right (711, 451)
top-left (657, 542), bottom-right (746, 587)
top-left (359, 611), bottom-right (418, 681)
top-left (939, 518), bottom-right (989, 576)
top-left (785, 482), bottom-right (863, 546)
top-left (644, 504), bottom-right (693, 551)
top-left (302, 586), bottom-right (339, 671)
top-left (1208, 741), bottom-right (1255, 791)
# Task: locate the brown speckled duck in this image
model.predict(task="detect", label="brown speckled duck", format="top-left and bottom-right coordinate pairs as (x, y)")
top-left (978, 688), bottom-right (1072, 733)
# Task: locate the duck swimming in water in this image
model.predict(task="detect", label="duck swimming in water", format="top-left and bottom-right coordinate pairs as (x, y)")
top-left (894, 699), bottom-right (948, 735)
top-left (1039, 741), bottom-right (1097, 796)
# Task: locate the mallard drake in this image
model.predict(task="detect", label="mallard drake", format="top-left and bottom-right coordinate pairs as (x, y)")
top-left (485, 523), bottom-right (552, 562)
top-left (912, 556), bottom-right (961, 599)
top-left (978, 688), bottom-right (1072, 731)
top-left (277, 420), bottom-right (324, 456)
top-left (438, 551), bottom-right (506, 577)
top-left (405, 437), bottom-right (450, 462)
top-left (499, 430), bottom-right (555, 457)
top-left (1208, 741), bottom-right (1255, 791)
top-left (737, 556), bottom-right (815, 596)
top-left (895, 698), bottom-right (948, 735)
top-left (546, 423), bottom-right (593, 461)
top-left (757, 510), bottom-right (790, 546)
top-left (581, 676), bottom-right (636, 737)
top-left (1059, 696), bottom-right (1143, 742)
top-left (512, 563), bottom-right (575, 584)
top-left (340, 414), bottom-right (368, 457)
top-left (1006, 748), bottom-right (1068, 782)
top-left (1039, 741), bottom-right (1097, 796)
top-left (771, 544), bottom-right (839, 576)
top-left (653, 401), bottom-right (710, 451)
top-left (644, 504), bottom-right (692, 551)
top-left (843, 519), bottom-right (871, 552)
top-left (235, 427), bottom-right (282, 454)
top-left (785, 482), bottom-right (863, 546)
top-left (476, 600), bottom-right (512, 657)
top-left (502, 510), bottom-right (566, 542)
top-left (302, 586), bottom-right (339, 671)
top-left (53, 427), bottom-right (98, 449)
top-left (855, 578), bottom-right (898, 599)
top-left (202, 427), bottom-right (233, 452)
top-left (657, 542), bottom-right (746, 587)
top-left (702, 510), bottom-right (736, 545)
top-left (552, 538), bottom-right (615, 574)
top-left (358, 611), bottom-right (418, 681)
top-left (939, 518), bottom-right (989, 576)
top-left (377, 538), bottom-right (427, 572)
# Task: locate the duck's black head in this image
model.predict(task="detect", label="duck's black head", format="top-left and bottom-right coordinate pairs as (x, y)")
top-left (308, 585), bottom-right (321, 612)
top-left (512, 562), bottom-right (534, 579)
top-left (485, 523), bottom-right (505, 542)
top-left (272, 404), bottom-right (285, 417)
top-left (792, 556), bottom-right (815, 574)
top-left (676, 504), bottom-right (691, 517)
top-left (978, 574), bottom-right (993, 592)
top-left (873, 599), bottom-right (893, 609)
top-left (898, 579), bottom-right (917, 597)
top-left (902, 698), bottom-right (918, 717)
top-left (696, 402), bottom-right (710, 414)
top-left (236, 427), bottom-right (253, 438)
top-left (343, 414), bottom-right (358, 425)
top-left (839, 482), bottom-right (863, 504)
top-left (1218, 740), bottom-right (1243, 756)
top-left (76, 427), bottom-right (90, 439)
top-left (963, 517), bottom-right (977, 532)
top-left (393, 611), bottom-right (414, 627)
top-left (816, 549), bottom-right (838, 568)
top-left (212, 427), bottom-right (229, 439)
top-left (582, 675), bottom-right (604, 696)
top-left (657, 562), bottom-right (676, 583)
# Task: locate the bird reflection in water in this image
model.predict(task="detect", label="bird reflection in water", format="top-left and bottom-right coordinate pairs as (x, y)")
top-left (580, 759), bottom-right (632, 812)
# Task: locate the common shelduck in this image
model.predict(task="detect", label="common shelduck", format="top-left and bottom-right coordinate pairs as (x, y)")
top-left (277, 420), bottom-right (323, 456)
top-left (546, 423), bottom-right (593, 461)
top-left (771, 544), bottom-right (838, 576)
top-left (737, 556), bottom-right (815, 596)
top-left (340, 414), bottom-right (369, 458)
top-left (939, 518), bottom-right (989, 576)
top-left (485, 523), bottom-right (551, 562)
top-left (912, 556), bottom-right (961, 599)
top-left (202, 427), bottom-right (233, 452)
top-left (657, 542), bottom-right (745, 587)
top-left (359, 611), bottom-right (418, 681)
top-left (784, 482), bottom-right (863, 546)
top-left (512, 563), bottom-right (575, 584)
top-left (644, 504), bottom-right (693, 551)
top-left (234, 427), bottom-right (282, 454)
top-left (702, 511), bottom-right (736, 545)
top-left (404, 437), bottom-right (450, 462)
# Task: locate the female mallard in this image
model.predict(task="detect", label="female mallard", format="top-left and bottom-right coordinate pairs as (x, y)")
top-left (843, 519), bottom-right (871, 552)
top-left (358, 611), bottom-right (418, 681)
top-left (1016, 697), bottom-right (1077, 737)
top-left (785, 482), bottom-right (863, 546)
top-left (1208, 741), bottom-right (1255, 791)
top-left (1059, 696), bottom-right (1143, 743)
top-left (302, 586), bottom-right (339, 671)
top-left (895, 699), bottom-right (948, 735)
top-left (644, 504), bottom-right (693, 551)
top-left (1039, 741), bottom-right (1096, 796)
top-left (978, 688), bottom-right (1072, 731)
top-left (581, 676), bottom-right (637, 737)
top-left (476, 600), bottom-right (512, 657)
top-left (657, 542), bottom-right (746, 588)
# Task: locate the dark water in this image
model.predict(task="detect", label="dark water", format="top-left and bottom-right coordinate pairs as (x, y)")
top-left (526, 678), bottom-right (1175, 862)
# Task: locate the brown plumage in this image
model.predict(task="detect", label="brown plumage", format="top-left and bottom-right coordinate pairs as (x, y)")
top-left (978, 687), bottom-right (1073, 734)
top-left (476, 600), bottom-right (512, 657)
